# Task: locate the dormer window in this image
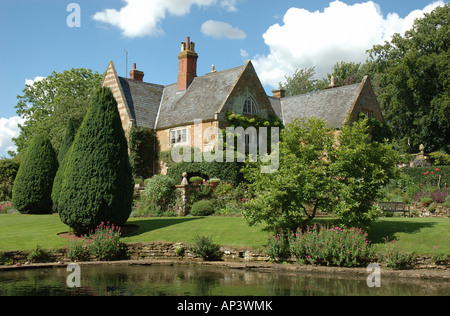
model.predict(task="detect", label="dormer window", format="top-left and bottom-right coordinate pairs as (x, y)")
top-left (243, 96), bottom-right (258, 115)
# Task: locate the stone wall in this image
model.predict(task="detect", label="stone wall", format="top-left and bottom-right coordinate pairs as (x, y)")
top-left (126, 242), bottom-right (269, 262)
top-left (410, 204), bottom-right (450, 218)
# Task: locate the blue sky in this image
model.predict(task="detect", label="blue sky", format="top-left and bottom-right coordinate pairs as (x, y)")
top-left (0, 0), bottom-right (447, 157)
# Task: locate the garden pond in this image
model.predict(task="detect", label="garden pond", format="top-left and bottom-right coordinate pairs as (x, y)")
top-left (0, 263), bottom-right (448, 296)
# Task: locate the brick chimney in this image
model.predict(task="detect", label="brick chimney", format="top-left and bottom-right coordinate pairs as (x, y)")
top-left (129, 63), bottom-right (144, 82)
top-left (177, 37), bottom-right (198, 91)
top-left (272, 89), bottom-right (286, 99)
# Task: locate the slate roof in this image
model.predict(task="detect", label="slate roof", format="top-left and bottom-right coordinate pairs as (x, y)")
top-left (155, 65), bottom-right (244, 129)
top-left (279, 83), bottom-right (361, 129)
top-left (114, 61), bottom-right (364, 131)
top-left (118, 77), bottom-right (164, 129)
top-left (116, 65), bottom-right (244, 130)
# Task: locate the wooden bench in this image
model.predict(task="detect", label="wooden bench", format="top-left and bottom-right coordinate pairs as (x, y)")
top-left (377, 202), bottom-right (411, 217)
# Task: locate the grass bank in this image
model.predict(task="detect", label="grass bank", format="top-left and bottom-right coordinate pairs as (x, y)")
top-left (0, 214), bottom-right (448, 255)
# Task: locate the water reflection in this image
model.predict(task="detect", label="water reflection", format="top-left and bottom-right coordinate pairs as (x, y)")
top-left (0, 264), bottom-right (448, 296)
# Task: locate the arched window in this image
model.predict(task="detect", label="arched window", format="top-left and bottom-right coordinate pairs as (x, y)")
top-left (243, 96), bottom-right (258, 115)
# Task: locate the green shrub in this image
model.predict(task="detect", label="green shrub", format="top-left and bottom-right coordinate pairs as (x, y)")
top-left (189, 176), bottom-right (203, 184)
top-left (401, 166), bottom-right (450, 187)
top-left (58, 87), bottom-right (133, 235)
top-left (429, 152), bottom-right (450, 166)
top-left (190, 235), bottom-right (221, 261)
top-left (287, 224), bottom-right (375, 267)
top-left (52, 118), bottom-right (78, 210)
top-left (383, 238), bottom-right (416, 270)
top-left (129, 125), bottom-right (156, 179)
top-left (168, 160), bottom-right (245, 187)
top-left (12, 134), bottom-right (58, 214)
top-left (139, 175), bottom-right (177, 215)
top-left (265, 233), bottom-right (290, 261)
top-left (87, 222), bottom-right (127, 261)
top-left (65, 239), bottom-right (90, 261)
top-left (27, 244), bottom-right (53, 263)
top-left (0, 158), bottom-right (20, 201)
top-left (190, 200), bottom-right (214, 216)
top-left (65, 221), bottom-right (128, 261)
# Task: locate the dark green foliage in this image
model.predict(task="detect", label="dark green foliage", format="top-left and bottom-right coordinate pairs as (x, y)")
top-left (129, 125), bottom-right (156, 179)
top-left (141, 175), bottom-right (177, 213)
top-left (52, 119), bottom-right (78, 209)
top-left (12, 134), bottom-right (58, 214)
top-left (190, 235), bottom-right (221, 261)
top-left (190, 200), bottom-right (214, 216)
top-left (56, 118), bottom-right (78, 163)
top-left (401, 166), bottom-right (450, 188)
top-left (168, 160), bottom-right (245, 186)
top-left (0, 157), bottom-right (20, 201)
top-left (58, 87), bottom-right (133, 235)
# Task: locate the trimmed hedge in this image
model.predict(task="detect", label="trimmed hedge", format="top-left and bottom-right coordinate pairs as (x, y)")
top-left (52, 118), bottom-right (78, 210)
top-left (400, 166), bottom-right (449, 187)
top-left (168, 160), bottom-right (245, 186)
top-left (12, 134), bottom-right (58, 214)
top-left (0, 158), bottom-right (20, 201)
top-left (58, 87), bottom-right (133, 235)
top-left (190, 200), bottom-right (214, 216)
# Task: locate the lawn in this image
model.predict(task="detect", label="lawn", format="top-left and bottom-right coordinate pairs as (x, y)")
top-left (0, 214), bottom-right (449, 255)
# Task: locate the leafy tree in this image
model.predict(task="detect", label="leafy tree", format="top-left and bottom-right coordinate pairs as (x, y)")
top-left (317, 61), bottom-right (366, 89)
top-left (14, 68), bottom-right (103, 155)
top-left (58, 87), bottom-right (133, 235)
top-left (368, 4), bottom-right (449, 153)
top-left (129, 125), bottom-right (156, 179)
top-left (0, 157), bottom-right (21, 201)
top-left (242, 117), bottom-right (398, 232)
top-left (331, 117), bottom-right (399, 227)
top-left (51, 118), bottom-right (79, 210)
top-left (12, 134), bottom-right (58, 214)
top-left (278, 67), bottom-right (318, 96)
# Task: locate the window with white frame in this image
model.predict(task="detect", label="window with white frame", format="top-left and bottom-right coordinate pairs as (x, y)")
top-left (243, 96), bottom-right (258, 115)
top-left (171, 128), bottom-right (188, 145)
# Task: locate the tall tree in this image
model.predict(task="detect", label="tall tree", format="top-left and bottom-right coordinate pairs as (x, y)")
top-left (242, 117), bottom-right (398, 232)
top-left (51, 118), bottom-right (79, 210)
top-left (58, 87), bottom-right (133, 235)
top-left (14, 68), bottom-right (103, 155)
top-left (368, 4), bottom-right (449, 153)
top-left (317, 61), bottom-right (366, 89)
top-left (12, 134), bottom-right (58, 214)
top-left (278, 67), bottom-right (318, 96)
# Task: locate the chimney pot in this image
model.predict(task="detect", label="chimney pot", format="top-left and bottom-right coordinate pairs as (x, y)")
top-left (177, 36), bottom-right (198, 91)
top-left (129, 63), bottom-right (144, 82)
top-left (272, 89), bottom-right (286, 99)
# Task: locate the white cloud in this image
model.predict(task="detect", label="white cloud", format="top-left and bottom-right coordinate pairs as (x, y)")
top-left (240, 48), bottom-right (249, 59)
top-left (252, 0), bottom-right (445, 88)
top-left (0, 116), bottom-right (25, 156)
top-left (25, 76), bottom-right (45, 86)
top-left (201, 20), bottom-right (246, 39)
top-left (93, 0), bottom-right (238, 38)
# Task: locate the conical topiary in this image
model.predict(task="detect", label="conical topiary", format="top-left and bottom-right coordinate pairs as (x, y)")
top-left (52, 118), bottom-right (78, 210)
top-left (12, 134), bottom-right (58, 214)
top-left (58, 87), bottom-right (133, 235)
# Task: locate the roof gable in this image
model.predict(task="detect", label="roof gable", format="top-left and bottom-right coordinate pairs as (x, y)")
top-left (119, 78), bottom-right (164, 129)
top-left (155, 65), bottom-right (245, 129)
top-left (280, 83), bottom-right (361, 129)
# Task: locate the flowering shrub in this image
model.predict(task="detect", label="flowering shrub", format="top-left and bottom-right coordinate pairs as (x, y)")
top-left (0, 202), bottom-right (13, 214)
top-left (265, 233), bottom-right (290, 261)
top-left (289, 224), bottom-right (375, 267)
top-left (383, 237), bottom-right (416, 270)
top-left (65, 222), bottom-right (128, 261)
top-left (65, 239), bottom-right (90, 261)
top-left (87, 222), bottom-right (126, 261)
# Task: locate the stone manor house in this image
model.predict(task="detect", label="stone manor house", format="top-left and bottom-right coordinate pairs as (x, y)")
top-left (102, 37), bottom-right (383, 173)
